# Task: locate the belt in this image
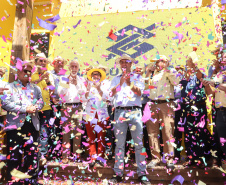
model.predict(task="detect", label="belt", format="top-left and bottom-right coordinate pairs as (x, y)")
top-left (217, 107), bottom-right (226, 111)
top-left (115, 106), bottom-right (141, 110)
top-left (182, 101), bottom-right (206, 106)
top-left (150, 99), bottom-right (174, 104)
top-left (65, 102), bottom-right (82, 106)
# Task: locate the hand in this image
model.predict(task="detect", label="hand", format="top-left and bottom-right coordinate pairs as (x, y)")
top-left (0, 88), bottom-right (8, 95)
top-left (120, 74), bottom-right (126, 86)
top-left (125, 73), bottom-right (130, 86)
top-left (93, 81), bottom-right (101, 91)
top-left (200, 78), bottom-right (215, 87)
top-left (86, 82), bottom-right (92, 91)
top-left (187, 58), bottom-right (195, 69)
top-left (26, 105), bottom-right (37, 114)
top-left (40, 73), bottom-right (50, 82)
top-left (146, 65), bottom-right (155, 76)
top-left (69, 76), bottom-right (77, 86)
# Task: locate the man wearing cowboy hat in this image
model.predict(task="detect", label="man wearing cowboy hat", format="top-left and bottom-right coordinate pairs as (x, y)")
top-left (2, 60), bottom-right (44, 185)
top-left (57, 60), bottom-right (86, 164)
top-left (31, 53), bottom-right (55, 164)
top-left (84, 67), bottom-right (112, 167)
top-left (49, 56), bottom-right (67, 158)
top-left (109, 54), bottom-right (150, 185)
top-left (145, 55), bottom-right (180, 170)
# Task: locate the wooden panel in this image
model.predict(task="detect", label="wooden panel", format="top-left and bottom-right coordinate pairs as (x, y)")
top-left (9, 0), bottom-right (34, 83)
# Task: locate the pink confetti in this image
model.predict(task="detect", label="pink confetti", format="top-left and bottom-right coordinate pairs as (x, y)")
top-left (1, 16), bottom-right (6, 21)
top-left (76, 128), bottom-right (85, 134)
top-left (2, 35), bottom-right (7, 43)
top-left (178, 127), bottom-right (184, 132)
top-left (121, 29), bottom-right (126, 36)
top-left (175, 22), bottom-right (182, 28)
top-left (141, 103), bottom-right (151, 123)
top-left (82, 142), bottom-right (89, 147)
top-left (142, 55), bottom-right (147, 60)
top-left (17, 0), bottom-right (24, 5)
top-left (58, 68), bottom-right (67, 75)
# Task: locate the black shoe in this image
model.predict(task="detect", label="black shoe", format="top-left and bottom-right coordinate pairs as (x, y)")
top-left (108, 175), bottom-right (122, 184)
top-left (166, 161), bottom-right (175, 170)
top-left (89, 161), bottom-right (96, 168)
top-left (138, 175), bottom-right (151, 185)
top-left (96, 160), bottom-right (105, 167)
top-left (25, 179), bottom-right (43, 185)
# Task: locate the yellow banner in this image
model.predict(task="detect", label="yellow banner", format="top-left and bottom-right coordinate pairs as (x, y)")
top-left (51, 7), bottom-right (217, 77)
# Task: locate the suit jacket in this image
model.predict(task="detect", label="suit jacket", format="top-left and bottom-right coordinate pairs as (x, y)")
top-left (1, 81), bottom-right (44, 131)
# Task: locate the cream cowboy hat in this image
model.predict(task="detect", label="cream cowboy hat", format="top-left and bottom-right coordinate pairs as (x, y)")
top-left (98, 65), bottom-right (109, 74)
top-left (35, 53), bottom-right (50, 64)
top-left (87, 68), bottom-right (106, 82)
top-left (52, 56), bottom-right (67, 66)
top-left (115, 54), bottom-right (136, 64)
top-left (150, 55), bottom-right (168, 63)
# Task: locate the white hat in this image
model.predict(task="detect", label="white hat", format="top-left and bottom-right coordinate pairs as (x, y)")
top-left (115, 54), bottom-right (136, 64)
top-left (150, 55), bottom-right (168, 62)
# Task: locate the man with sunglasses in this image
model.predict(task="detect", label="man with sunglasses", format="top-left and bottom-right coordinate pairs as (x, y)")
top-left (31, 53), bottom-right (55, 164)
top-left (2, 60), bottom-right (44, 185)
top-left (109, 54), bottom-right (150, 185)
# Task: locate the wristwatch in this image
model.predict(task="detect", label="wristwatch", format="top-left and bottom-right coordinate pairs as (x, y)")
top-left (194, 66), bottom-right (199, 71)
top-left (214, 82), bottom-right (220, 88)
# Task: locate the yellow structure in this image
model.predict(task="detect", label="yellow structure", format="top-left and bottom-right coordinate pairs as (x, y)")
top-left (0, 0), bottom-right (224, 80)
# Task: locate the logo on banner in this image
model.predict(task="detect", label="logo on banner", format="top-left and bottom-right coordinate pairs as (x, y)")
top-left (106, 24), bottom-right (155, 61)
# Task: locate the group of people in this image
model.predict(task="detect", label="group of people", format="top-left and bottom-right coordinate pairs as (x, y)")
top-left (0, 44), bottom-right (226, 185)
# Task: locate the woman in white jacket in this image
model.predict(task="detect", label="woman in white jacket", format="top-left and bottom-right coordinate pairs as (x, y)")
top-left (84, 68), bottom-right (112, 167)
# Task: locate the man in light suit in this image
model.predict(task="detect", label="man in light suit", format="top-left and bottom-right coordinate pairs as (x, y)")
top-left (2, 60), bottom-right (44, 185)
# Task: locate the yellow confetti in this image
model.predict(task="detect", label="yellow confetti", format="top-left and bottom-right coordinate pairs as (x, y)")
top-left (0, 162), bottom-right (5, 169)
top-left (130, 125), bottom-right (136, 131)
top-left (11, 169), bottom-right (32, 179)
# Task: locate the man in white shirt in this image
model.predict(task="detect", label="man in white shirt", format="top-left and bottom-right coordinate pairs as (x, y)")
top-left (108, 54), bottom-right (150, 185)
top-left (58, 60), bottom-right (86, 163)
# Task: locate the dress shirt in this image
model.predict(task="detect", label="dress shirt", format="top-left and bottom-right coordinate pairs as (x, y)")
top-left (181, 73), bottom-right (206, 104)
top-left (58, 75), bottom-right (86, 103)
top-left (83, 80), bottom-right (112, 122)
top-left (214, 72), bottom-right (226, 108)
top-left (49, 70), bottom-right (65, 100)
top-left (2, 80), bottom-right (44, 131)
top-left (145, 68), bottom-right (179, 100)
top-left (110, 73), bottom-right (144, 107)
top-left (31, 72), bottom-right (55, 111)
